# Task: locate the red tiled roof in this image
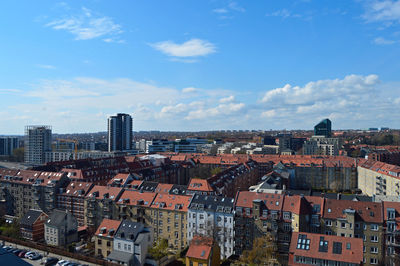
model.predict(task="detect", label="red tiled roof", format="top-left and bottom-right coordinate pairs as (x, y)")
top-left (186, 236), bottom-right (213, 260)
top-left (117, 190), bottom-right (156, 207)
top-left (289, 232), bottom-right (363, 265)
top-left (283, 195), bottom-right (311, 215)
top-left (234, 191), bottom-right (284, 212)
top-left (150, 194), bottom-right (192, 212)
top-left (323, 198), bottom-right (383, 223)
top-left (86, 185), bottom-right (123, 201)
top-left (360, 160), bottom-right (400, 179)
top-left (95, 219), bottom-right (121, 238)
top-left (187, 178), bottom-right (214, 192)
top-left (61, 181), bottom-right (93, 197)
top-left (155, 183), bottom-right (174, 194)
top-left (107, 173), bottom-right (131, 186)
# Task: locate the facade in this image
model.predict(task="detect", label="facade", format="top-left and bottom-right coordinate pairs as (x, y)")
top-left (186, 236), bottom-right (220, 266)
top-left (288, 232), bottom-right (363, 266)
top-left (0, 137), bottom-right (19, 156)
top-left (94, 218), bottom-right (122, 258)
top-left (24, 125), bottom-right (52, 165)
top-left (108, 113), bottom-right (133, 152)
top-left (85, 185), bottom-right (124, 230)
top-left (382, 201), bottom-right (400, 266)
top-left (44, 150), bottom-right (115, 163)
top-left (321, 199), bottom-right (384, 266)
top-left (150, 193), bottom-right (191, 250)
top-left (56, 181), bottom-right (94, 226)
top-left (107, 220), bottom-right (153, 266)
top-left (303, 136), bottom-right (340, 156)
top-left (44, 209), bottom-right (78, 247)
top-left (358, 160), bottom-right (400, 197)
top-left (187, 194), bottom-right (235, 259)
top-left (314, 118), bottom-right (332, 138)
top-left (20, 209), bottom-right (48, 241)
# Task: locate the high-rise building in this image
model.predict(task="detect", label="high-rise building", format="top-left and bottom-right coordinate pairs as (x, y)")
top-left (0, 137), bottom-right (20, 156)
top-left (107, 113), bottom-right (133, 152)
top-left (314, 118), bottom-right (332, 137)
top-left (24, 125), bottom-right (52, 165)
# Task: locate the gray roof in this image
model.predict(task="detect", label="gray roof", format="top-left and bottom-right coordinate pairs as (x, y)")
top-left (189, 194), bottom-right (234, 214)
top-left (46, 209), bottom-right (69, 227)
top-left (107, 249), bottom-right (133, 263)
top-left (20, 209), bottom-right (44, 227)
top-left (115, 220), bottom-right (145, 241)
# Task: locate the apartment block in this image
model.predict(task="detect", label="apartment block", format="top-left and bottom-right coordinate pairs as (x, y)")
top-left (94, 219), bottom-right (122, 258)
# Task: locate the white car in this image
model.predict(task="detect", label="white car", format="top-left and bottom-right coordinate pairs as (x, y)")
top-left (24, 251), bottom-right (35, 258)
top-left (56, 260), bottom-right (70, 266)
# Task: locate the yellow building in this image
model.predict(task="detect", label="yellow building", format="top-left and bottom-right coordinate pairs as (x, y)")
top-left (186, 236), bottom-right (220, 266)
top-left (94, 218), bottom-right (121, 258)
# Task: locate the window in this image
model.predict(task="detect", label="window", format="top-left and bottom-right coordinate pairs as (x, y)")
top-left (370, 258), bottom-right (378, 264)
top-left (193, 213), bottom-right (196, 218)
top-left (118, 243), bottom-right (121, 249)
top-left (341, 222), bottom-right (346, 229)
top-left (346, 243), bottom-right (351, 250)
top-left (159, 229), bottom-right (162, 234)
top-left (370, 247), bottom-right (378, 253)
top-left (318, 237), bottom-right (328, 252)
top-left (325, 220), bottom-right (332, 226)
top-left (332, 242), bottom-right (342, 254)
top-left (371, 235), bottom-right (378, 242)
top-left (245, 208), bottom-right (250, 216)
top-left (263, 221), bottom-right (267, 228)
top-left (363, 235), bottom-right (366, 242)
top-left (124, 244), bottom-right (127, 250)
top-left (371, 224), bottom-right (378, 231)
top-left (199, 214), bottom-right (204, 219)
top-left (175, 222), bottom-right (179, 229)
top-left (283, 223), bottom-right (291, 232)
top-left (262, 210), bottom-right (268, 217)
top-left (217, 216), bottom-right (222, 222)
top-left (388, 222), bottom-right (396, 232)
top-left (355, 223), bottom-right (360, 229)
top-left (283, 212), bottom-right (291, 220)
top-left (296, 234), bottom-right (310, 250)
top-left (97, 239), bottom-right (102, 245)
top-left (388, 209), bottom-right (396, 219)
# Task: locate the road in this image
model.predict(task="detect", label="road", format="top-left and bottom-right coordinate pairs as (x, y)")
top-left (3, 240), bottom-right (100, 266)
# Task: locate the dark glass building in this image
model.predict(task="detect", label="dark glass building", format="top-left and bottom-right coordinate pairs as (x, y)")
top-left (107, 113), bottom-right (133, 152)
top-left (314, 119), bottom-right (332, 137)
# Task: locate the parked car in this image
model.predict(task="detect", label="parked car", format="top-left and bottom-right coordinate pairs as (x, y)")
top-left (12, 249), bottom-right (22, 255)
top-left (56, 260), bottom-right (70, 266)
top-left (28, 252), bottom-right (42, 260)
top-left (44, 257), bottom-right (59, 266)
top-left (25, 251), bottom-right (35, 258)
top-left (18, 250), bottom-right (28, 257)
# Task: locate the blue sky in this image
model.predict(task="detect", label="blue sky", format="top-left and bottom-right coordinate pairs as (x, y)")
top-left (1, 0), bottom-right (400, 134)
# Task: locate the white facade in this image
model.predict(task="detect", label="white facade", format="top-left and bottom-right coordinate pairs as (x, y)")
top-left (187, 207), bottom-right (234, 259)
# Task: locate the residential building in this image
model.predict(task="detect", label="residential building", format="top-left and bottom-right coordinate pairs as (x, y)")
top-left (107, 220), bottom-right (153, 266)
top-left (358, 160), bottom-right (400, 197)
top-left (314, 118), bottom-right (332, 138)
top-left (24, 125), bottom-right (52, 165)
top-left (85, 186), bottom-right (124, 230)
top-left (303, 136), bottom-right (340, 156)
top-left (150, 193), bottom-right (192, 250)
top-left (116, 190), bottom-right (157, 225)
top-left (108, 113), bottom-right (133, 152)
top-left (44, 150), bottom-right (115, 163)
top-left (186, 236), bottom-right (220, 266)
top-left (94, 218), bottom-right (122, 258)
top-left (187, 194), bottom-right (234, 259)
top-left (57, 181), bottom-right (94, 226)
top-left (0, 137), bottom-right (19, 156)
top-left (382, 201), bottom-right (400, 266)
top-left (321, 199), bottom-right (384, 266)
top-left (44, 209), bottom-right (78, 247)
top-left (288, 232), bottom-right (363, 266)
top-left (20, 209), bottom-right (48, 241)
top-left (187, 178), bottom-right (215, 196)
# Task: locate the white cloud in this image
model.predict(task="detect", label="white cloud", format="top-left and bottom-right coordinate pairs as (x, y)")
top-left (151, 39), bottom-right (216, 58)
top-left (266, 8), bottom-right (302, 19)
top-left (213, 8), bottom-right (228, 14)
top-left (373, 36), bottom-right (396, 44)
top-left (185, 102), bottom-right (245, 120)
top-left (261, 110), bottom-right (276, 118)
top-left (362, 0), bottom-right (400, 23)
top-left (182, 87), bottom-right (199, 93)
top-left (219, 95), bottom-right (235, 103)
top-left (228, 2), bottom-right (245, 12)
top-left (46, 7), bottom-right (123, 42)
top-left (36, 64), bottom-right (56, 69)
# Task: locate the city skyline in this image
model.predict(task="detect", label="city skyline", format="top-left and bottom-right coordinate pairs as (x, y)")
top-left (1, 1), bottom-right (400, 134)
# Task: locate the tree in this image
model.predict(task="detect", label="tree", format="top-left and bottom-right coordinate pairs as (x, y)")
top-left (148, 238), bottom-right (169, 260)
top-left (235, 233), bottom-right (279, 266)
top-left (210, 167), bottom-right (222, 176)
top-left (11, 147), bottom-right (24, 162)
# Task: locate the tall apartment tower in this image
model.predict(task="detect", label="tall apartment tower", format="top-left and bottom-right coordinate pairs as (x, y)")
top-left (314, 118), bottom-right (332, 137)
top-left (24, 125), bottom-right (52, 165)
top-left (107, 113), bottom-right (133, 152)
top-left (0, 137), bottom-right (20, 156)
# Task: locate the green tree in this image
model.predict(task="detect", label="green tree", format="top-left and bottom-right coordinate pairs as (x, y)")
top-left (210, 167), bottom-right (222, 176)
top-left (148, 239), bottom-right (169, 260)
top-left (235, 233), bottom-right (279, 266)
top-left (11, 147), bottom-right (24, 162)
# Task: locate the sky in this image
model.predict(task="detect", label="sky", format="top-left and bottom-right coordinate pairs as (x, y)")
top-left (1, 0), bottom-right (400, 134)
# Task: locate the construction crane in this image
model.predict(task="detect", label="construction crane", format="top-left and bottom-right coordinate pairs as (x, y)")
top-left (55, 139), bottom-right (78, 159)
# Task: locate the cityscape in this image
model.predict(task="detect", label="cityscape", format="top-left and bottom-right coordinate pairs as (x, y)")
top-left (1, 1), bottom-right (400, 266)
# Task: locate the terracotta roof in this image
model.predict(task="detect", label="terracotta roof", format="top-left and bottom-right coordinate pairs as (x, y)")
top-left (283, 195), bottom-right (311, 215)
top-left (61, 181), bottom-right (93, 197)
top-left (186, 236), bottom-right (213, 260)
top-left (150, 194), bottom-right (192, 212)
top-left (95, 219), bottom-right (121, 238)
top-left (155, 183), bottom-right (174, 194)
top-left (117, 190), bottom-right (156, 207)
top-left (86, 185), bottom-right (123, 201)
top-left (234, 191), bottom-right (284, 216)
top-left (107, 173), bottom-right (131, 186)
top-left (0, 169), bottom-right (39, 185)
top-left (187, 178), bottom-right (214, 192)
top-left (289, 232), bottom-right (363, 265)
top-left (360, 160), bottom-right (400, 179)
top-left (323, 198), bottom-right (383, 223)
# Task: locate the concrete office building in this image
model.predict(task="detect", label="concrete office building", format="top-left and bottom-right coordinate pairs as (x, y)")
top-left (24, 125), bottom-right (52, 165)
top-left (108, 113), bottom-right (133, 152)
